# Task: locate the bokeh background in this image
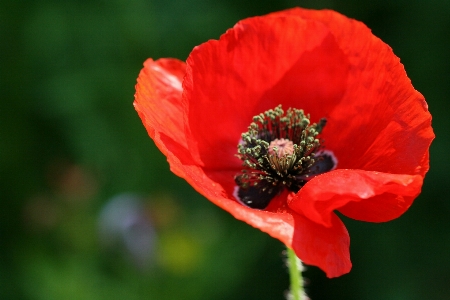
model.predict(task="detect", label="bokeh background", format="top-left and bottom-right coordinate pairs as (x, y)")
top-left (1, 0), bottom-right (449, 299)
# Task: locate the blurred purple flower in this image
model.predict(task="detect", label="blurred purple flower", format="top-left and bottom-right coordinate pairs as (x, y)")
top-left (98, 194), bottom-right (156, 270)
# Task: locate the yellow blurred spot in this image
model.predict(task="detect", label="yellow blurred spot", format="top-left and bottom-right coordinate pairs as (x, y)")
top-left (157, 231), bottom-right (202, 275)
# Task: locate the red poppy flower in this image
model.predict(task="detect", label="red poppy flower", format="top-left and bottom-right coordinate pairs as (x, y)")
top-left (134, 8), bottom-right (434, 277)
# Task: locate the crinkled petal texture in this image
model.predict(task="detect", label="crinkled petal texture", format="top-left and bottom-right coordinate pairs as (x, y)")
top-left (134, 8), bottom-right (434, 278)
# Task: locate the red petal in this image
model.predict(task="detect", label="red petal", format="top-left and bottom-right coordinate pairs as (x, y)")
top-left (134, 58), bottom-right (194, 177)
top-left (289, 169), bottom-right (423, 227)
top-left (133, 59), bottom-right (298, 249)
top-left (183, 10), bottom-right (347, 170)
top-left (285, 8), bottom-right (434, 176)
top-left (291, 211), bottom-right (351, 278)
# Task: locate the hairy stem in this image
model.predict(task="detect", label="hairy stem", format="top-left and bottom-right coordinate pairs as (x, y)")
top-left (287, 247), bottom-right (306, 300)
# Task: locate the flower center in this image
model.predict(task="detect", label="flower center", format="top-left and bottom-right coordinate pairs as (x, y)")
top-left (234, 105), bottom-right (336, 209)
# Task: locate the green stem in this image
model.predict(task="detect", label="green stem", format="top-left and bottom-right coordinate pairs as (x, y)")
top-left (287, 247), bottom-right (305, 300)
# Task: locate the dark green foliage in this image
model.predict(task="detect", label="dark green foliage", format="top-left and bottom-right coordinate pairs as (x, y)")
top-left (1, 0), bottom-right (449, 299)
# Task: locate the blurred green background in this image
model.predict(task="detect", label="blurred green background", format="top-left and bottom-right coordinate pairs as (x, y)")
top-left (1, 0), bottom-right (449, 299)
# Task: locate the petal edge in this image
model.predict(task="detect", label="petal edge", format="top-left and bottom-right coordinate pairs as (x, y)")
top-left (289, 169), bottom-right (423, 227)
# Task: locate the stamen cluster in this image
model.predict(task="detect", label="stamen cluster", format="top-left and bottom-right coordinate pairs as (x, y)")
top-left (235, 105), bottom-right (326, 193)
